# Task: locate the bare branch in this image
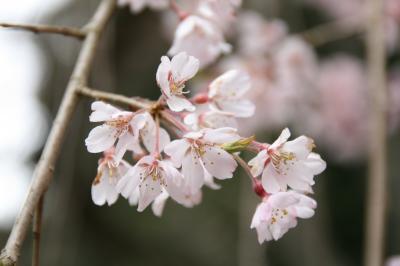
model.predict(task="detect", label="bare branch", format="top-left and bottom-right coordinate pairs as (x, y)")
top-left (0, 1), bottom-right (116, 265)
top-left (32, 196), bottom-right (44, 266)
top-left (77, 87), bottom-right (151, 110)
top-left (364, 0), bottom-right (388, 265)
top-left (0, 22), bottom-right (86, 39)
top-left (300, 14), bottom-right (365, 46)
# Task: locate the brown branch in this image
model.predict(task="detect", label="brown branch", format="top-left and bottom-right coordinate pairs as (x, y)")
top-left (364, 0), bottom-right (388, 265)
top-left (300, 14), bottom-right (365, 46)
top-left (0, 1), bottom-right (116, 265)
top-left (0, 22), bottom-right (86, 39)
top-left (31, 196), bottom-right (44, 266)
top-left (77, 87), bottom-right (151, 110)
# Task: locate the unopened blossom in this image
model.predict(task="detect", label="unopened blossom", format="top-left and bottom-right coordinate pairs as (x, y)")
top-left (117, 155), bottom-right (185, 212)
top-left (164, 127), bottom-right (240, 193)
top-left (157, 52), bottom-right (199, 112)
top-left (118, 0), bottom-right (168, 13)
top-left (91, 149), bottom-right (130, 206)
top-left (251, 191), bottom-right (317, 243)
top-left (249, 128), bottom-right (326, 193)
top-left (85, 101), bottom-right (147, 163)
top-left (208, 69), bottom-right (255, 117)
top-left (168, 15), bottom-right (231, 68)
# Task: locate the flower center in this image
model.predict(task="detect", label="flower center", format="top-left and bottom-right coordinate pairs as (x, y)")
top-left (106, 114), bottom-right (133, 136)
top-left (270, 208), bottom-right (289, 224)
top-left (268, 149), bottom-right (296, 175)
top-left (168, 72), bottom-right (188, 96)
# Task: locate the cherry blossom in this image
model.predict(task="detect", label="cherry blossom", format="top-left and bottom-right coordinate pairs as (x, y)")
top-left (116, 155), bottom-right (186, 212)
top-left (85, 101), bottom-right (147, 163)
top-left (248, 128), bottom-right (326, 193)
top-left (118, 0), bottom-right (169, 13)
top-left (208, 69), bottom-right (255, 117)
top-left (156, 52), bottom-right (199, 112)
top-left (164, 127), bottom-right (240, 193)
top-left (168, 15), bottom-right (231, 68)
top-left (251, 191), bottom-right (317, 243)
top-left (91, 149), bottom-right (130, 206)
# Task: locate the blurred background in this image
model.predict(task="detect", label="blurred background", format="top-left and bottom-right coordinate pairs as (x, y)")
top-left (1, 0), bottom-right (400, 265)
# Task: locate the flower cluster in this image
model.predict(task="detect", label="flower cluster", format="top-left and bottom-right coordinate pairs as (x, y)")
top-left (119, 0), bottom-right (241, 68)
top-left (85, 51), bottom-right (326, 242)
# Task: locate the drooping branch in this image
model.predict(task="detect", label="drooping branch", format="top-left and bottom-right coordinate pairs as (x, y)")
top-left (0, 1), bottom-right (116, 265)
top-left (0, 22), bottom-right (86, 39)
top-left (77, 87), bottom-right (151, 110)
top-left (31, 196), bottom-right (44, 266)
top-left (364, 0), bottom-right (388, 265)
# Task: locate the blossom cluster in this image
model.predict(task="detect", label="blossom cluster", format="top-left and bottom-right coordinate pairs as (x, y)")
top-left (85, 51), bottom-right (326, 243)
top-left (84, 0), bottom-right (327, 244)
top-left (217, 11), bottom-right (400, 162)
top-left (119, 0), bottom-right (241, 67)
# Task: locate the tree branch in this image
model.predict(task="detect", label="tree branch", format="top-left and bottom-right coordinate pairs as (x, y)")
top-left (0, 1), bottom-right (116, 265)
top-left (0, 22), bottom-right (86, 39)
top-left (77, 86), bottom-right (151, 110)
top-left (31, 196), bottom-right (44, 266)
top-left (300, 14), bottom-right (365, 46)
top-left (364, 0), bottom-right (388, 265)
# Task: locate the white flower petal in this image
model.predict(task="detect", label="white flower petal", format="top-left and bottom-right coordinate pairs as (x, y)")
top-left (156, 56), bottom-right (172, 95)
top-left (89, 101), bottom-right (120, 122)
top-left (261, 166), bottom-right (285, 193)
top-left (202, 127), bottom-right (240, 144)
top-left (248, 150), bottom-right (268, 177)
top-left (182, 150), bottom-right (205, 193)
top-left (202, 146), bottom-right (237, 179)
top-left (85, 125), bottom-right (117, 153)
top-left (152, 190), bottom-right (169, 217)
top-left (171, 52), bottom-right (199, 82)
top-left (137, 177), bottom-right (162, 212)
top-left (164, 139), bottom-right (190, 167)
top-left (166, 96), bottom-right (195, 112)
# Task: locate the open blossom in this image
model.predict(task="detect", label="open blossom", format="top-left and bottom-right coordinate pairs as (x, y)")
top-left (91, 149), bottom-right (130, 206)
top-left (85, 101), bottom-right (147, 163)
top-left (169, 15), bottom-right (231, 68)
top-left (251, 191), bottom-right (317, 243)
top-left (208, 69), bottom-right (255, 117)
top-left (157, 52), bottom-right (199, 112)
top-left (249, 128), bottom-right (326, 193)
top-left (118, 0), bottom-right (168, 13)
top-left (164, 127), bottom-right (240, 193)
top-left (116, 155), bottom-right (185, 212)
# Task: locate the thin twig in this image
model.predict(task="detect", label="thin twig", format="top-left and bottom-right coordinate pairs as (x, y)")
top-left (232, 154), bottom-right (255, 183)
top-left (32, 196), bottom-right (44, 266)
top-left (0, 1), bottom-right (116, 265)
top-left (364, 0), bottom-right (388, 265)
top-left (0, 22), bottom-right (86, 39)
top-left (77, 87), bottom-right (151, 110)
top-left (299, 14), bottom-right (365, 46)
